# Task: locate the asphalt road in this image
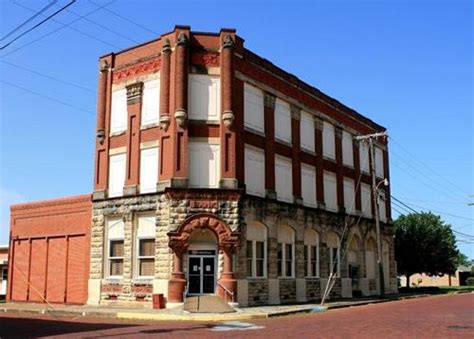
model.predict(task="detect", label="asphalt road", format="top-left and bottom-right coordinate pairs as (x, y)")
top-left (0, 294), bottom-right (473, 338)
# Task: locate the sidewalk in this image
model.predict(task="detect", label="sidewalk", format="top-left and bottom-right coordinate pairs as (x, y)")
top-left (1, 292), bottom-right (469, 322)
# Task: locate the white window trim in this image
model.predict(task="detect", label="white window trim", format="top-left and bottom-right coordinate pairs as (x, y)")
top-left (278, 232), bottom-right (295, 279)
top-left (106, 219), bottom-right (124, 279)
top-left (110, 88), bottom-right (127, 135)
top-left (305, 244), bottom-right (320, 278)
top-left (139, 146), bottom-right (159, 194)
top-left (188, 74), bottom-right (221, 122)
top-left (135, 236), bottom-right (155, 279)
top-left (247, 239), bottom-right (267, 279)
top-left (244, 144), bottom-right (265, 197)
top-left (328, 246), bottom-right (341, 278)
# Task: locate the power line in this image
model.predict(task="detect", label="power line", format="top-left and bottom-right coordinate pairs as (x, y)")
top-left (1, 80), bottom-right (93, 115)
top-left (1, 0), bottom-right (117, 58)
top-left (88, 0), bottom-right (159, 35)
top-left (389, 136), bottom-right (471, 197)
top-left (391, 196), bottom-right (470, 205)
top-left (0, 60), bottom-right (95, 93)
top-left (0, 0), bottom-right (76, 50)
top-left (1, 0), bottom-right (58, 41)
top-left (452, 229), bottom-right (474, 239)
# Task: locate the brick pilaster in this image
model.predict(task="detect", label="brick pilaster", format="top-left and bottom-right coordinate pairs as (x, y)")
top-left (291, 105), bottom-right (302, 203)
top-left (264, 92), bottom-right (276, 198)
top-left (219, 29), bottom-right (238, 188)
top-left (123, 82), bottom-right (143, 195)
top-left (335, 126), bottom-right (344, 212)
top-left (314, 117), bottom-right (325, 206)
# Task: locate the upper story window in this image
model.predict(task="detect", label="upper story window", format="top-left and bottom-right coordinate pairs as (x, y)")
top-left (110, 88), bottom-right (127, 134)
top-left (135, 215), bottom-right (156, 278)
top-left (244, 145), bottom-right (265, 197)
top-left (109, 152), bottom-right (126, 198)
top-left (304, 229), bottom-right (319, 278)
top-left (246, 222), bottom-right (267, 278)
top-left (141, 77), bottom-right (160, 127)
top-left (275, 155), bottom-right (293, 203)
top-left (277, 225), bottom-right (295, 278)
top-left (342, 131), bottom-right (354, 167)
top-left (361, 183), bottom-right (372, 217)
top-left (375, 147), bottom-right (384, 178)
top-left (274, 98), bottom-right (291, 144)
top-left (343, 177), bottom-right (355, 214)
top-left (188, 140), bottom-right (220, 188)
top-left (139, 146), bottom-right (159, 194)
top-left (244, 83), bottom-right (265, 133)
top-left (323, 171), bottom-right (337, 212)
top-left (300, 110), bottom-right (315, 153)
top-left (359, 141), bottom-right (370, 173)
top-left (107, 218), bottom-right (125, 278)
top-left (378, 190), bottom-right (387, 223)
top-left (188, 74), bottom-right (221, 121)
top-left (301, 164), bottom-right (317, 208)
top-left (323, 121), bottom-right (335, 160)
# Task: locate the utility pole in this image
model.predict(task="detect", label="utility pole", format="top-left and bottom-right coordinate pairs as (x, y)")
top-left (354, 131), bottom-right (387, 298)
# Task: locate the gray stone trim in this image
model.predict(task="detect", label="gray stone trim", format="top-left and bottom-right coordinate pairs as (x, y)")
top-left (123, 185), bottom-right (138, 196)
top-left (92, 190), bottom-right (107, 201)
top-left (219, 178), bottom-right (238, 189)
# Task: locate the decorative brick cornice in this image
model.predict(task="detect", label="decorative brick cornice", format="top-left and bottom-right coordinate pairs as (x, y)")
top-left (113, 58), bottom-right (161, 83)
top-left (10, 194), bottom-right (91, 212)
top-left (264, 92), bottom-right (276, 109)
top-left (191, 52), bottom-right (220, 67)
top-left (161, 38), bottom-right (171, 53)
top-left (126, 82), bottom-right (143, 104)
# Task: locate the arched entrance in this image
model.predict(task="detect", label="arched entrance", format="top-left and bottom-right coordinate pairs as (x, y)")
top-left (167, 214), bottom-right (239, 303)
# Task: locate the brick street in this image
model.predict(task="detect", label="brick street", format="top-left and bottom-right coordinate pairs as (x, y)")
top-left (0, 294), bottom-right (472, 338)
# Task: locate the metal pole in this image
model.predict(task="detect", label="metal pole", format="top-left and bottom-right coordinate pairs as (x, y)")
top-left (369, 138), bottom-right (385, 297)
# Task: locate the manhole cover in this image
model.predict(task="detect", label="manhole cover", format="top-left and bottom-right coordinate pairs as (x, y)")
top-left (211, 321), bottom-right (265, 331)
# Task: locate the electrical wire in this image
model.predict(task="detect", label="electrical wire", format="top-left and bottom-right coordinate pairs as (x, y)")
top-left (0, 60), bottom-right (95, 93)
top-left (1, 0), bottom-right (58, 41)
top-left (0, 0), bottom-right (76, 50)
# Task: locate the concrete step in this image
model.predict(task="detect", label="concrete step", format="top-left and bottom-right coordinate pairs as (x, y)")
top-left (184, 295), bottom-right (236, 313)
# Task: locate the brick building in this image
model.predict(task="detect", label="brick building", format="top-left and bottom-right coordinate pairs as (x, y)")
top-left (8, 26), bottom-right (397, 308)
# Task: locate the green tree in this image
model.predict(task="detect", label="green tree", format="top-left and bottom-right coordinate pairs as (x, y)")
top-left (456, 252), bottom-right (470, 266)
top-left (394, 212), bottom-right (460, 288)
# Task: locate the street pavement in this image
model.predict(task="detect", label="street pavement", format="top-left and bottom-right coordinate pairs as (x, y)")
top-left (0, 293), bottom-right (472, 338)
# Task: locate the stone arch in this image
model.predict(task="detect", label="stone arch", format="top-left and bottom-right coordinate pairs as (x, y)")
top-left (168, 213), bottom-right (239, 253)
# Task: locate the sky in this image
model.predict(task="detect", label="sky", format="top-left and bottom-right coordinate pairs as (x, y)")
top-left (0, 0), bottom-right (473, 258)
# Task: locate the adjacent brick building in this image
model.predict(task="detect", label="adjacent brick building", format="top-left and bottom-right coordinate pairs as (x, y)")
top-left (8, 26), bottom-right (397, 308)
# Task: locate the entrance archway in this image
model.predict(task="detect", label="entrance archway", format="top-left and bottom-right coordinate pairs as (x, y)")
top-left (167, 214), bottom-right (239, 303)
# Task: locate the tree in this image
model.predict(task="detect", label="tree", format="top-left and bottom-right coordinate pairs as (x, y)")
top-left (394, 212), bottom-right (460, 288)
top-left (456, 252), bottom-right (470, 267)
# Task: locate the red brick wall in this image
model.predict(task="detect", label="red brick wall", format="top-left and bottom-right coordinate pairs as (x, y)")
top-left (8, 195), bottom-right (91, 304)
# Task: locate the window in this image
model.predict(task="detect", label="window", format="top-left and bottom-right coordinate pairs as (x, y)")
top-left (359, 141), bottom-right (370, 173)
top-left (107, 219), bottom-right (125, 277)
top-left (246, 222), bottom-right (267, 278)
top-left (375, 147), bottom-right (384, 178)
top-left (327, 232), bottom-right (340, 278)
top-left (365, 237), bottom-right (376, 279)
top-left (342, 131), bottom-right (354, 167)
top-left (274, 98), bottom-right (291, 143)
top-left (140, 147), bottom-right (159, 193)
top-left (141, 78), bottom-right (160, 127)
top-left (300, 110), bottom-right (315, 152)
top-left (278, 225), bottom-right (295, 278)
top-left (188, 141), bottom-right (220, 188)
top-left (301, 164), bottom-right (317, 207)
top-left (361, 183), bottom-right (372, 217)
top-left (109, 153), bottom-right (126, 198)
top-left (275, 156), bottom-right (293, 203)
top-left (136, 215), bottom-right (155, 277)
top-left (304, 229), bottom-right (319, 278)
top-left (323, 121), bottom-right (335, 159)
top-left (343, 177), bottom-right (355, 214)
top-left (244, 83), bottom-right (265, 133)
top-left (323, 171), bottom-right (337, 212)
top-left (244, 145), bottom-right (265, 197)
top-left (2, 267), bottom-right (7, 281)
top-left (110, 88), bottom-right (127, 134)
top-left (188, 74), bottom-right (221, 121)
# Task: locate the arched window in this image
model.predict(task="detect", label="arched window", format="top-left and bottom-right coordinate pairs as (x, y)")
top-left (304, 229), bottom-right (319, 278)
top-left (365, 237), bottom-right (377, 279)
top-left (326, 232), bottom-right (340, 278)
top-left (246, 222), bottom-right (267, 278)
top-left (278, 225), bottom-right (295, 278)
top-left (382, 240), bottom-right (390, 289)
top-left (347, 234), bottom-right (361, 280)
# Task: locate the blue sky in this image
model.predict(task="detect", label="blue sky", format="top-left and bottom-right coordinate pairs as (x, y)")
top-left (1, 0), bottom-right (473, 258)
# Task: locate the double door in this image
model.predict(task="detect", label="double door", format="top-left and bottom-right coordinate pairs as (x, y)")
top-left (188, 255), bottom-right (215, 295)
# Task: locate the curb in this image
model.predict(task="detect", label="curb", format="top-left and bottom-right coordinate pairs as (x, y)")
top-left (2, 292), bottom-right (471, 322)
